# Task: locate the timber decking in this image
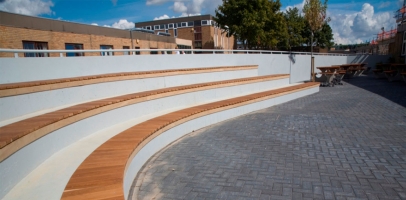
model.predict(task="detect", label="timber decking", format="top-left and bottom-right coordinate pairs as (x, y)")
top-left (0, 65), bottom-right (257, 97)
top-left (0, 74), bottom-right (289, 161)
top-left (61, 82), bottom-right (319, 200)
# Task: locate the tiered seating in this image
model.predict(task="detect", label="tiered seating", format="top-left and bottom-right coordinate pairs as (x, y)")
top-left (0, 65), bottom-right (258, 123)
top-left (61, 82), bottom-right (319, 200)
top-left (0, 64), bottom-right (320, 200)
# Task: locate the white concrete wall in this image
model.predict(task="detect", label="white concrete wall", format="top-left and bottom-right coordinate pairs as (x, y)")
top-left (0, 54), bottom-right (387, 85)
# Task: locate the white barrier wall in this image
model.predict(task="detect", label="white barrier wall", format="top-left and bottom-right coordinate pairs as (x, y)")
top-left (0, 54), bottom-right (389, 85)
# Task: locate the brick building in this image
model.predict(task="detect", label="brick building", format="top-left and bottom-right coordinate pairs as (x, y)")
top-left (0, 11), bottom-right (183, 57)
top-left (135, 15), bottom-right (235, 50)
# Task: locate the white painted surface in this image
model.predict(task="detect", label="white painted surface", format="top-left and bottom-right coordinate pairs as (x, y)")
top-left (0, 54), bottom-right (387, 85)
top-left (124, 86), bottom-right (319, 199)
top-left (0, 69), bottom-right (258, 124)
top-left (0, 78), bottom-right (289, 199)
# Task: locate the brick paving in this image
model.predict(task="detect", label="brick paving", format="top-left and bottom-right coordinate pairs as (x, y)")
top-left (131, 75), bottom-right (406, 200)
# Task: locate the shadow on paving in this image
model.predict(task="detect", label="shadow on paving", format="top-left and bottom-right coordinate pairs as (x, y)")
top-left (343, 74), bottom-right (406, 108)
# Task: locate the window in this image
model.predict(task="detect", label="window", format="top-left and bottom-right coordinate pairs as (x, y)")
top-left (168, 23), bottom-right (174, 29)
top-left (150, 48), bottom-right (158, 54)
top-left (195, 33), bottom-right (202, 41)
top-left (187, 21), bottom-right (194, 27)
top-left (402, 31), bottom-right (406, 55)
top-left (194, 26), bottom-right (202, 41)
top-left (135, 47), bottom-right (140, 55)
top-left (160, 24), bottom-right (165, 29)
top-left (177, 22), bottom-right (182, 28)
top-left (65, 43), bottom-right (84, 57)
top-left (23, 41), bottom-right (49, 57)
top-left (181, 22), bottom-right (187, 27)
top-left (194, 20), bottom-right (201, 26)
top-left (100, 45), bottom-right (114, 56)
top-left (165, 29), bottom-right (169, 33)
top-left (201, 20), bottom-right (208, 25)
top-left (194, 41), bottom-right (202, 48)
top-left (123, 46), bottom-right (130, 55)
top-left (174, 29), bottom-right (178, 37)
top-left (146, 26), bottom-right (151, 30)
top-left (154, 25), bottom-right (160, 30)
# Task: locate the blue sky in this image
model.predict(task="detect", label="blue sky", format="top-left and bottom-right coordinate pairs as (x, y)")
top-left (0, 0), bottom-right (402, 44)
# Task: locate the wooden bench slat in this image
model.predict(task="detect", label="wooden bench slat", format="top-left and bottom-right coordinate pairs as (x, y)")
top-left (61, 82), bottom-right (319, 200)
top-left (0, 74), bottom-right (289, 162)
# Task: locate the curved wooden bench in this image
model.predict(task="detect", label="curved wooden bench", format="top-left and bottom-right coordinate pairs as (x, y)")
top-left (61, 82), bottom-right (319, 200)
top-left (0, 74), bottom-right (289, 161)
top-left (0, 65), bottom-right (257, 97)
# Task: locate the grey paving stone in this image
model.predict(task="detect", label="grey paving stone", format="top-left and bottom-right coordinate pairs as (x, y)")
top-left (131, 75), bottom-right (406, 199)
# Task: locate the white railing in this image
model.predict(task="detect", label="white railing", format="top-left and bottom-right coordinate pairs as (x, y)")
top-left (0, 48), bottom-right (354, 58)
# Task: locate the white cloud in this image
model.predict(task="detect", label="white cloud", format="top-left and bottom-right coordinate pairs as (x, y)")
top-left (111, 19), bottom-right (134, 29)
top-left (0, 0), bottom-right (54, 16)
top-left (284, 0), bottom-right (306, 12)
top-left (154, 14), bottom-right (170, 20)
top-left (328, 3), bottom-right (395, 44)
top-left (91, 23), bottom-right (98, 26)
top-left (173, 2), bottom-right (187, 13)
top-left (169, 0), bottom-right (221, 15)
top-left (146, 0), bottom-right (167, 6)
top-left (111, 0), bottom-right (117, 6)
top-left (378, 2), bottom-right (391, 9)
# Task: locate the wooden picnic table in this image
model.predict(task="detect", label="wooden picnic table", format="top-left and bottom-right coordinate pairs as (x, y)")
top-left (383, 64), bottom-right (406, 82)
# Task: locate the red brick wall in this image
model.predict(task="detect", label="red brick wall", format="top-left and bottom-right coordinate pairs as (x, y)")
top-left (0, 25), bottom-right (177, 57)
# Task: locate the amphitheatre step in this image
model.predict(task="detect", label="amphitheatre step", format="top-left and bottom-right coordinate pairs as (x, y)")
top-left (0, 74), bottom-right (288, 161)
top-left (61, 82), bottom-right (319, 200)
top-left (0, 65), bottom-right (257, 97)
top-left (0, 65), bottom-right (258, 124)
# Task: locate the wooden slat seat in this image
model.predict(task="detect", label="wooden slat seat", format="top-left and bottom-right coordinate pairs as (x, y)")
top-left (61, 82), bottom-right (319, 200)
top-left (0, 65), bottom-right (257, 97)
top-left (0, 74), bottom-right (289, 161)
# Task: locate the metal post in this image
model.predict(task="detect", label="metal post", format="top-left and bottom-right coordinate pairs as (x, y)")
top-left (14, 53), bottom-right (18, 58)
top-left (130, 30), bottom-right (134, 50)
top-left (311, 32), bottom-right (314, 82)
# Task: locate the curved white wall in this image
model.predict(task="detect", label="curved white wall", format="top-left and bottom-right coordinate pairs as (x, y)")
top-left (0, 77), bottom-right (289, 199)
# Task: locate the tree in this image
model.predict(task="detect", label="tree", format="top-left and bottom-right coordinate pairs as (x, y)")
top-left (314, 23), bottom-right (334, 48)
top-left (284, 7), bottom-right (305, 50)
top-left (303, 0), bottom-right (329, 81)
top-left (215, 0), bottom-right (287, 50)
top-left (303, 22), bottom-right (334, 49)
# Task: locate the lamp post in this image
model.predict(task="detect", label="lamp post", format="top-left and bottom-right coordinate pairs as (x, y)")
top-left (129, 27), bottom-right (137, 54)
top-left (224, 25), bottom-right (229, 53)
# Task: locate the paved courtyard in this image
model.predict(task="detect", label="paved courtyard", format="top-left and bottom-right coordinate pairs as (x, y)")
top-left (131, 75), bottom-right (406, 200)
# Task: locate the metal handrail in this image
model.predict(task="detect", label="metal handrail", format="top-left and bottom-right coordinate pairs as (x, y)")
top-left (0, 48), bottom-right (354, 58)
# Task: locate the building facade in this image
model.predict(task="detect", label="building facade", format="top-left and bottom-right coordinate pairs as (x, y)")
top-left (0, 11), bottom-right (179, 57)
top-left (135, 15), bottom-right (235, 50)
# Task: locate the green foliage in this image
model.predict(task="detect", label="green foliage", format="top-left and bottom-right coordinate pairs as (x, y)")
top-left (302, 0), bottom-right (328, 33)
top-left (302, 22), bottom-right (334, 49)
top-left (284, 7), bottom-right (305, 49)
top-left (215, 0), bottom-right (287, 49)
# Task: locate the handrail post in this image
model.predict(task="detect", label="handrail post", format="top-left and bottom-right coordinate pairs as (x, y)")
top-left (14, 53), bottom-right (18, 58)
top-left (60, 53), bottom-right (63, 57)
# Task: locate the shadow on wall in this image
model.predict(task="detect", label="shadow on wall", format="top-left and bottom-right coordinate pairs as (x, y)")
top-left (349, 54), bottom-right (391, 70)
top-left (345, 75), bottom-right (406, 108)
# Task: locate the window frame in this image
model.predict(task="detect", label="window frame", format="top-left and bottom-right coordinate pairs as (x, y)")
top-left (154, 25), bottom-right (160, 30)
top-left (22, 41), bottom-right (49, 57)
top-left (168, 23), bottom-right (174, 29)
top-left (100, 45), bottom-right (114, 56)
top-left (65, 43), bottom-right (84, 57)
